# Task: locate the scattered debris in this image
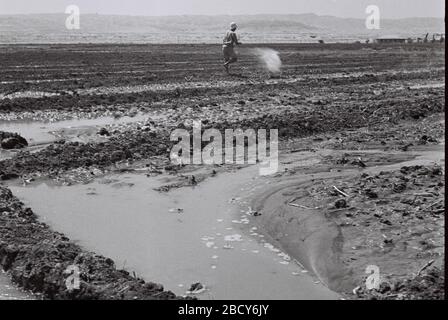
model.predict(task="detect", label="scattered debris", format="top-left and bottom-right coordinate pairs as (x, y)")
top-left (187, 283), bottom-right (205, 294)
top-left (416, 260), bottom-right (435, 277)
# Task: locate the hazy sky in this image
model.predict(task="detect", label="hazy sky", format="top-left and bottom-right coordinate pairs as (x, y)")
top-left (0, 0), bottom-right (445, 18)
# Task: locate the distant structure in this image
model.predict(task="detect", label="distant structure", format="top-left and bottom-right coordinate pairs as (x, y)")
top-left (432, 33), bottom-right (445, 43)
top-left (374, 35), bottom-right (407, 44)
top-left (417, 33), bottom-right (445, 43)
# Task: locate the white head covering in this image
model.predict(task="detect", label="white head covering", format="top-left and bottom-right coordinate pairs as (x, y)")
top-left (230, 22), bottom-right (238, 29)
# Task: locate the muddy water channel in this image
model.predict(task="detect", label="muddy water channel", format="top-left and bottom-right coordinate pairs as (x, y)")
top-left (10, 165), bottom-right (340, 300)
top-left (0, 113), bottom-right (150, 144)
top-left (0, 115), bottom-right (150, 161)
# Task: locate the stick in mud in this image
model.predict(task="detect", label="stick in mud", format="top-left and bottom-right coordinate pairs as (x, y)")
top-left (333, 186), bottom-right (349, 197)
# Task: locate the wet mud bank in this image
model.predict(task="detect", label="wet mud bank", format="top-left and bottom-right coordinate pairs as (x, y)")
top-left (0, 186), bottom-right (182, 300)
top-left (249, 146), bottom-right (444, 299)
top-left (251, 177), bottom-right (356, 292)
top-left (0, 99), bottom-right (443, 182)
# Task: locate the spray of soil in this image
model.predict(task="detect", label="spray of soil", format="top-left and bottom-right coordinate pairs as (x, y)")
top-left (251, 48), bottom-right (282, 74)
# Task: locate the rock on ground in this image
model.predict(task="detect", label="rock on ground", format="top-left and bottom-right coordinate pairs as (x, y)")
top-left (0, 131), bottom-right (28, 150)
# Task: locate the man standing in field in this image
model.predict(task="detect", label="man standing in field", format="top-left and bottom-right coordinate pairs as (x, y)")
top-left (223, 22), bottom-right (242, 74)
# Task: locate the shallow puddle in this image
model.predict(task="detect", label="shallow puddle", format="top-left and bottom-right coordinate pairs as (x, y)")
top-left (0, 113), bottom-right (150, 146)
top-left (10, 165), bottom-right (340, 300)
top-left (0, 113), bottom-right (162, 161)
